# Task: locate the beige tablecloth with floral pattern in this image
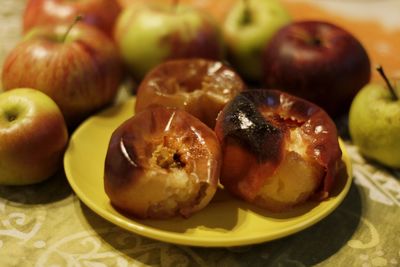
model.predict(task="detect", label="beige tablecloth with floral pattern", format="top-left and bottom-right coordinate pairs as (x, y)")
top-left (0, 0), bottom-right (399, 266)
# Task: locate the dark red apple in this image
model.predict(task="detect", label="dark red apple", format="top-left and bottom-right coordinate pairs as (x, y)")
top-left (215, 89), bottom-right (342, 212)
top-left (262, 20), bottom-right (371, 118)
top-left (104, 106), bottom-right (221, 219)
top-left (2, 22), bottom-right (124, 127)
top-left (23, 0), bottom-right (121, 37)
top-left (135, 58), bottom-right (246, 128)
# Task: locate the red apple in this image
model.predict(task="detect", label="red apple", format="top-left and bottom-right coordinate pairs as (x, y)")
top-left (23, 0), bottom-right (121, 37)
top-left (262, 20), bottom-right (371, 118)
top-left (135, 58), bottom-right (246, 128)
top-left (2, 21), bottom-right (124, 127)
top-left (215, 89), bottom-right (342, 211)
top-left (114, 1), bottom-right (224, 80)
top-left (104, 106), bottom-right (221, 219)
top-left (0, 88), bottom-right (68, 185)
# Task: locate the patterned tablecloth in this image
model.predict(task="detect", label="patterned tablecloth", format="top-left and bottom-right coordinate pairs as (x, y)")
top-left (0, 0), bottom-right (399, 266)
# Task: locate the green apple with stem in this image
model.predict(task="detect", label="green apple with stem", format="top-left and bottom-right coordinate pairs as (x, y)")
top-left (114, 1), bottom-right (224, 81)
top-left (349, 65), bottom-right (400, 168)
top-left (222, 0), bottom-right (291, 82)
top-left (0, 88), bottom-right (69, 185)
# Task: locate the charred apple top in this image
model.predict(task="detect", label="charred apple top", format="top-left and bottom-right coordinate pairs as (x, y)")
top-left (220, 93), bottom-right (284, 163)
top-left (216, 89), bottom-right (342, 199)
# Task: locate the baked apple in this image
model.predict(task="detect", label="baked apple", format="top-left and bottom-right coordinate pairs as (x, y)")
top-left (104, 106), bottom-right (221, 219)
top-left (135, 58), bottom-right (246, 128)
top-left (215, 89), bottom-right (342, 212)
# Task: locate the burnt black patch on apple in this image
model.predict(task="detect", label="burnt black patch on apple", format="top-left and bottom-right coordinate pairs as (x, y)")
top-left (221, 93), bottom-right (284, 162)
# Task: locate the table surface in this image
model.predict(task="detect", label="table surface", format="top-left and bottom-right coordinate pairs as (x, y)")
top-left (1, 1), bottom-right (399, 266)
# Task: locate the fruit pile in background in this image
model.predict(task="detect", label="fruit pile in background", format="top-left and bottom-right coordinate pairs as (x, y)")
top-left (0, 0), bottom-right (399, 217)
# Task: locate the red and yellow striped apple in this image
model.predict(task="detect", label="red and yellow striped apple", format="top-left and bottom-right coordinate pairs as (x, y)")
top-left (23, 0), bottom-right (121, 37)
top-left (2, 21), bottom-right (124, 127)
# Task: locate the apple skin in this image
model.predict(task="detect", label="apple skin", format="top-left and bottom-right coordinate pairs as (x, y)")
top-left (222, 0), bottom-right (291, 82)
top-left (349, 82), bottom-right (400, 168)
top-left (214, 89), bottom-right (342, 209)
top-left (0, 88), bottom-right (69, 185)
top-left (135, 58), bottom-right (246, 128)
top-left (1, 22), bottom-right (124, 127)
top-left (262, 20), bottom-right (371, 118)
top-left (114, 2), bottom-right (224, 81)
top-left (104, 106), bottom-right (221, 218)
top-left (23, 0), bottom-right (121, 37)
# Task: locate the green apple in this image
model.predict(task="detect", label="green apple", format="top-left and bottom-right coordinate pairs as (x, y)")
top-left (0, 88), bottom-right (69, 185)
top-left (114, 2), bottom-right (224, 81)
top-left (349, 67), bottom-right (400, 168)
top-left (222, 0), bottom-right (291, 82)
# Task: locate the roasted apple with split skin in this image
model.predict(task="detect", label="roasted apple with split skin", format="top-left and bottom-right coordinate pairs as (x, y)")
top-left (104, 106), bottom-right (221, 219)
top-left (215, 89), bottom-right (342, 212)
top-left (135, 58), bottom-right (246, 128)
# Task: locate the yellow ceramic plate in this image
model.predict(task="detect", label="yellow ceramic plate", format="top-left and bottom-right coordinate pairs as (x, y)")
top-left (64, 97), bottom-right (352, 247)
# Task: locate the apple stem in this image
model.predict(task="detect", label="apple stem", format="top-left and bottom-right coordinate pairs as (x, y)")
top-left (376, 65), bottom-right (398, 101)
top-left (62, 15), bottom-right (83, 43)
top-left (241, 0), bottom-right (252, 25)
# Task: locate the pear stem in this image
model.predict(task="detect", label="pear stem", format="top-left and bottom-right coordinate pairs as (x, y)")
top-left (62, 15), bottom-right (83, 43)
top-left (241, 0), bottom-right (252, 25)
top-left (376, 65), bottom-right (398, 101)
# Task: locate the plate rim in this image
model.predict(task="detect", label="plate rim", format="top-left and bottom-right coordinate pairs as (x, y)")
top-left (64, 97), bottom-right (353, 247)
